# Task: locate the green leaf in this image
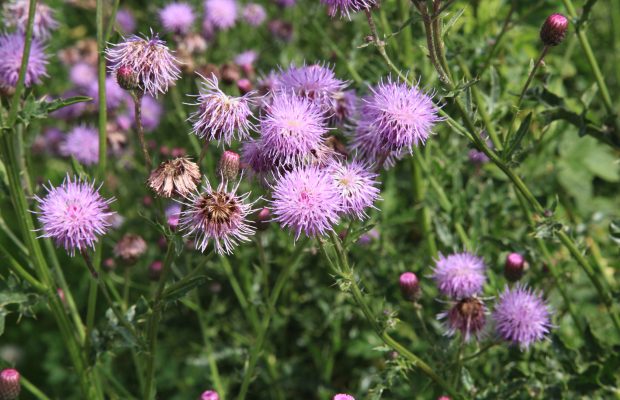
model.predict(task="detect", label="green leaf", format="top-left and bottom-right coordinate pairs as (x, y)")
top-left (162, 275), bottom-right (209, 304)
top-left (17, 95), bottom-right (92, 126)
top-left (503, 112), bottom-right (532, 160)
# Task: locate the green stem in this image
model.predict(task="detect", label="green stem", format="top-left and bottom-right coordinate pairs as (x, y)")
top-left (0, 243), bottom-right (46, 293)
top-left (326, 232), bottom-right (459, 398)
top-left (143, 240), bottom-right (176, 400)
top-left (236, 240), bottom-right (309, 400)
top-left (84, 277), bottom-right (99, 354)
top-left (411, 156), bottom-right (438, 258)
top-left (561, 0), bottom-right (614, 115)
top-left (131, 91), bottom-right (152, 171)
top-left (96, 0), bottom-right (107, 181)
top-left (220, 255), bottom-right (261, 331)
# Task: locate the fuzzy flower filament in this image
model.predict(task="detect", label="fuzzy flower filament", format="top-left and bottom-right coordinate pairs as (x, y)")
top-left (35, 176), bottom-right (115, 256)
top-left (330, 160), bottom-right (380, 219)
top-left (0, 32), bottom-right (48, 89)
top-left (432, 252), bottom-right (486, 299)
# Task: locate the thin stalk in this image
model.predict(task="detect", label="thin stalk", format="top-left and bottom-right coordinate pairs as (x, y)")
top-left (104, 0), bottom-right (121, 42)
top-left (412, 156), bottom-right (437, 258)
top-left (461, 341), bottom-right (499, 363)
top-left (20, 375), bottom-right (52, 400)
top-left (364, 10), bottom-right (409, 83)
top-left (220, 255), bottom-right (261, 331)
top-left (143, 240), bottom-right (176, 400)
top-left (194, 295), bottom-right (226, 398)
top-left (236, 240), bottom-right (309, 400)
top-left (326, 232), bottom-right (459, 398)
top-left (131, 91), bottom-right (152, 171)
top-left (6, 0), bottom-right (37, 126)
top-left (96, 0), bottom-right (107, 181)
top-left (431, 0), bottom-right (454, 82)
top-left (562, 0), bottom-right (614, 115)
top-left (0, 243), bottom-right (46, 293)
top-left (84, 277), bottom-right (99, 354)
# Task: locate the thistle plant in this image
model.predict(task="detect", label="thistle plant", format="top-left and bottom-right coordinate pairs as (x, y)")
top-left (1, 0), bottom-right (619, 399)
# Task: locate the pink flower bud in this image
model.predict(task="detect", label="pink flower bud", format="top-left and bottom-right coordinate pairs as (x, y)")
top-left (149, 261), bottom-right (163, 281)
top-left (0, 369), bottom-right (21, 400)
top-left (218, 150), bottom-right (240, 180)
top-left (200, 390), bottom-right (219, 400)
top-left (256, 207), bottom-right (271, 231)
top-left (504, 252), bottom-right (526, 282)
top-left (116, 65), bottom-right (139, 91)
top-left (540, 13), bottom-right (569, 46)
top-left (333, 395), bottom-right (355, 400)
top-left (399, 272), bottom-right (420, 301)
top-left (237, 78), bottom-right (253, 94)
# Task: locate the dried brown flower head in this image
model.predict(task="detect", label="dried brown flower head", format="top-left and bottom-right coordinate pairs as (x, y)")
top-left (114, 233), bottom-right (147, 265)
top-left (148, 157), bottom-right (201, 198)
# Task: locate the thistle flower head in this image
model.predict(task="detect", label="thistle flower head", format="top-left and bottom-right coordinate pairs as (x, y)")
top-left (179, 178), bottom-right (256, 254)
top-left (148, 157), bottom-right (201, 198)
top-left (270, 166), bottom-right (342, 239)
top-left (349, 122), bottom-right (402, 170)
top-left (204, 0), bottom-right (238, 30)
top-left (241, 138), bottom-right (272, 178)
top-left (439, 297), bottom-right (487, 341)
top-left (329, 160), bottom-right (380, 219)
top-left (35, 176), bottom-right (115, 256)
top-left (320, 0), bottom-right (377, 18)
top-left (234, 50), bottom-right (258, 68)
top-left (159, 2), bottom-right (196, 35)
top-left (540, 13), bottom-right (569, 46)
top-left (116, 9), bottom-right (137, 34)
top-left (493, 284), bottom-right (552, 349)
top-left (333, 395), bottom-right (355, 400)
top-left (106, 32), bottom-right (181, 96)
top-left (260, 92), bottom-right (328, 167)
top-left (114, 233), bottom-right (147, 265)
top-left (242, 4), bottom-right (267, 26)
top-left (432, 252), bottom-right (486, 299)
top-left (3, 0), bottom-right (58, 39)
top-left (0, 32), bottom-right (48, 88)
top-left (275, 63), bottom-right (348, 112)
top-left (60, 125), bottom-right (100, 166)
top-left (331, 89), bottom-right (358, 125)
top-left (359, 77), bottom-right (440, 154)
top-left (70, 62), bottom-right (97, 88)
top-left (0, 368), bottom-right (20, 400)
top-left (189, 74), bottom-right (255, 146)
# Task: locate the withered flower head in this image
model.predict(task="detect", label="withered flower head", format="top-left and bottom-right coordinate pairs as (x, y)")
top-left (114, 233), bottom-right (147, 265)
top-left (148, 157), bottom-right (200, 198)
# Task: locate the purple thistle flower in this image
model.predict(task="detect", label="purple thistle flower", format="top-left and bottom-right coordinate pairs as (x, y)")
top-left (60, 125), bottom-right (100, 166)
top-left (242, 3), bottom-right (267, 26)
top-left (241, 138), bottom-right (273, 181)
top-left (321, 0), bottom-right (377, 18)
top-left (204, 0), bottom-right (237, 30)
top-left (349, 122), bottom-right (402, 169)
top-left (234, 50), bottom-right (258, 69)
top-left (189, 74), bottom-right (255, 146)
top-left (270, 166), bottom-right (342, 239)
top-left (88, 76), bottom-right (129, 110)
top-left (330, 160), bottom-right (380, 220)
top-left (438, 297), bottom-right (487, 341)
top-left (356, 227), bottom-right (379, 246)
top-left (116, 9), bottom-right (137, 34)
top-left (260, 93), bottom-right (328, 167)
top-left (0, 32), bottom-right (48, 88)
top-left (493, 284), bottom-right (552, 349)
top-left (159, 2), bottom-right (196, 35)
top-left (128, 95), bottom-right (163, 131)
top-left (3, 0), bottom-right (58, 39)
top-left (35, 175), bottom-right (115, 256)
top-left (106, 32), bottom-right (181, 97)
top-left (432, 252), bottom-right (486, 299)
top-left (69, 62), bottom-right (97, 88)
top-left (200, 391), bottom-right (219, 400)
top-left (358, 77), bottom-right (440, 154)
top-left (179, 178), bottom-right (256, 254)
top-left (166, 203), bottom-right (182, 229)
top-left (275, 63), bottom-right (348, 112)
top-left (331, 89), bottom-right (358, 126)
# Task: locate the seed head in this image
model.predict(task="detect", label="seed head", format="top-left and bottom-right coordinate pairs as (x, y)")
top-left (148, 157), bottom-right (201, 198)
top-left (114, 233), bottom-right (147, 265)
top-left (440, 297), bottom-right (487, 341)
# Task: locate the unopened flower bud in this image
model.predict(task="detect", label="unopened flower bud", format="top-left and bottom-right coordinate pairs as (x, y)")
top-left (333, 395), bottom-right (355, 400)
top-left (218, 150), bottom-right (240, 180)
top-left (504, 252), bottom-right (526, 282)
top-left (149, 261), bottom-right (163, 281)
top-left (0, 369), bottom-right (21, 400)
top-left (103, 257), bottom-right (116, 271)
top-left (200, 390), bottom-right (219, 400)
top-left (256, 207), bottom-right (271, 231)
top-left (438, 397), bottom-right (451, 400)
top-left (220, 63), bottom-right (240, 84)
top-left (540, 13), bottom-right (569, 46)
top-left (399, 272), bottom-right (420, 301)
top-left (171, 147), bottom-right (186, 158)
top-left (237, 78), bottom-right (253, 94)
top-left (116, 65), bottom-right (139, 91)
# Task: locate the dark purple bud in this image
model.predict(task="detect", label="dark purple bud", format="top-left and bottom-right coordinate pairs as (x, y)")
top-left (540, 13), bottom-right (569, 46)
top-left (504, 252), bottom-right (526, 282)
top-left (0, 369), bottom-right (21, 400)
top-left (116, 65), bottom-right (139, 91)
top-left (399, 272), bottom-right (420, 301)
